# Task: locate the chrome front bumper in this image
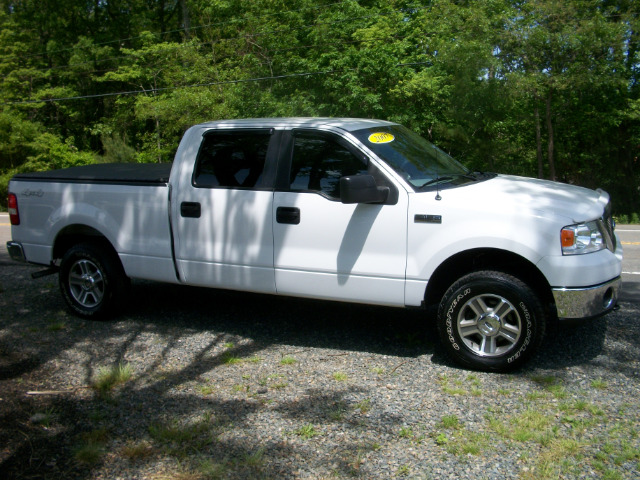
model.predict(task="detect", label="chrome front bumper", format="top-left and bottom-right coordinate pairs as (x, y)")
top-left (552, 277), bottom-right (621, 320)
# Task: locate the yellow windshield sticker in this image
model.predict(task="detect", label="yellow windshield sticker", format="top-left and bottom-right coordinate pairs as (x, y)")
top-left (368, 132), bottom-right (395, 144)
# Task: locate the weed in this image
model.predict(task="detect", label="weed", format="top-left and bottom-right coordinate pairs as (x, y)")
top-left (46, 321), bottom-right (66, 331)
top-left (399, 426), bottom-right (414, 439)
top-left (397, 464), bottom-right (410, 476)
top-left (198, 458), bottom-right (228, 478)
top-left (232, 384), bottom-right (250, 393)
top-left (435, 432), bottom-right (448, 445)
top-left (355, 398), bottom-right (372, 414)
top-left (547, 384), bottom-right (568, 399)
top-left (531, 375), bottom-right (560, 387)
top-left (149, 417), bottom-right (214, 450)
top-left (92, 362), bottom-right (133, 395)
top-left (221, 352), bottom-right (243, 365)
top-left (329, 402), bottom-right (347, 421)
top-left (121, 440), bottom-right (154, 460)
top-left (74, 428), bottom-right (110, 464)
top-left (197, 382), bottom-right (216, 395)
top-left (30, 407), bottom-right (56, 427)
top-left (443, 385), bottom-right (467, 395)
top-left (223, 342), bottom-right (235, 349)
top-left (332, 371), bottom-right (348, 381)
top-left (525, 391), bottom-right (547, 401)
top-left (280, 355), bottom-right (296, 365)
top-left (74, 442), bottom-right (104, 464)
top-left (440, 414), bottom-right (460, 429)
top-left (371, 367), bottom-right (385, 375)
top-left (294, 424), bottom-right (319, 439)
top-left (591, 378), bottom-right (608, 390)
top-left (446, 431), bottom-right (485, 456)
top-left (240, 446), bottom-right (266, 468)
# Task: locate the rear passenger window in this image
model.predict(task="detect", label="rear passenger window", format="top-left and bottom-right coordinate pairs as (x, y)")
top-left (194, 131), bottom-right (271, 188)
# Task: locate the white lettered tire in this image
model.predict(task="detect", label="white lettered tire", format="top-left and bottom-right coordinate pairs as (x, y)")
top-left (437, 271), bottom-right (545, 372)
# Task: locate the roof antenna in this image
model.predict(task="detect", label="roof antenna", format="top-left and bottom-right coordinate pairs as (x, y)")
top-left (434, 146), bottom-right (442, 201)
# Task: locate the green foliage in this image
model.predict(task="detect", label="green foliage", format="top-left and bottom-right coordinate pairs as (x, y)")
top-left (0, 0), bottom-right (638, 212)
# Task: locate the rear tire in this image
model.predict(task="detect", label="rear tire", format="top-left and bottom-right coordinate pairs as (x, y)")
top-left (437, 270), bottom-right (545, 372)
top-left (59, 242), bottom-right (128, 319)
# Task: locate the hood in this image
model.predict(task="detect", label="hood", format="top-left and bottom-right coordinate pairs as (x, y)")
top-left (442, 174), bottom-right (609, 223)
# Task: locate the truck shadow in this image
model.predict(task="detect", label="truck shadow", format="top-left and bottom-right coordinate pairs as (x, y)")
top-left (125, 279), bottom-right (438, 359)
top-left (123, 279), bottom-right (617, 373)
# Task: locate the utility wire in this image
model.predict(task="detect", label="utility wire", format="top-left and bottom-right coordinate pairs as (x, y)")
top-left (2, 62), bottom-right (429, 106)
top-left (9, 5), bottom-right (421, 79)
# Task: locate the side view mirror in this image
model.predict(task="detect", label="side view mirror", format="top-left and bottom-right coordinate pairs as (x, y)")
top-left (340, 175), bottom-right (389, 204)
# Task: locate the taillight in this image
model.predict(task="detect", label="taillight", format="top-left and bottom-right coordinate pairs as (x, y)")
top-left (8, 193), bottom-right (19, 225)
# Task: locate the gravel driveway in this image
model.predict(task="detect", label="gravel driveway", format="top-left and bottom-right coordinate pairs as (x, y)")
top-left (1, 249), bottom-right (639, 479)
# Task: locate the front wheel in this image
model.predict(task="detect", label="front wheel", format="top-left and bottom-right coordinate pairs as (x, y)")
top-left (437, 271), bottom-right (545, 372)
top-left (59, 242), bottom-right (128, 319)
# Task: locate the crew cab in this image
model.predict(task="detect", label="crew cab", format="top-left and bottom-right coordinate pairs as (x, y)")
top-left (6, 118), bottom-right (623, 371)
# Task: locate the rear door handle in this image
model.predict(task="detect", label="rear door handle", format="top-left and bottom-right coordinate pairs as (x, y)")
top-left (180, 202), bottom-right (201, 218)
top-left (276, 207), bottom-right (300, 225)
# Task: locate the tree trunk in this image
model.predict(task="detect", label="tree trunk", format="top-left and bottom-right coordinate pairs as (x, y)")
top-left (545, 91), bottom-right (556, 181)
top-left (156, 117), bottom-right (162, 163)
top-left (534, 102), bottom-right (544, 179)
top-left (181, 0), bottom-right (191, 39)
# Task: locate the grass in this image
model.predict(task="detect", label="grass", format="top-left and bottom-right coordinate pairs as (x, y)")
top-left (440, 414), bottom-right (460, 429)
top-left (46, 320), bottom-right (66, 331)
top-left (399, 426), bottom-right (414, 439)
top-left (355, 398), bottom-right (372, 414)
top-left (92, 362), bottom-right (133, 396)
top-left (220, 351), bottom-right (243, 365)
top-left (591, 378), bottom-right (608, 390)
top-left (332, 371), bottom-right (348, 381)
top-left (279, 355), bottom-right (296, 365)
top-left (197, 381), bottom-right (216, 395)
top-left (329, 402), bottom-right (348, 421)
top-left (121, 440), bottom-right (154, 460)
top-left (73, 428), bottom-right (110, 465)
top-left (294, 424), bottom-right (319, 439)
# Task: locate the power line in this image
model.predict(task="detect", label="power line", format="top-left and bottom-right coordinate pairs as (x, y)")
top-left (2, 62), bottom-right (429, 106)
top-left (9, 4), bottom-right (420, 79)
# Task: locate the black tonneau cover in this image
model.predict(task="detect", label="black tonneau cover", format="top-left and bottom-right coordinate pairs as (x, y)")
top-left (12, 163), bottom-right (172, 186)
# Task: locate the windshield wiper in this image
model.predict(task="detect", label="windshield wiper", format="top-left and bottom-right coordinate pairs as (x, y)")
top-left (418, 176), bottom-right (454, 189)
top-left (418, 172), bottom-right (477, 189)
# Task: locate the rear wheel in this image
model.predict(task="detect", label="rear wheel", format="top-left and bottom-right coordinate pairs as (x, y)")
top-left (437, 271), bottom-right (545, 372)
top-left (59, 242), bottom-right (128, 319)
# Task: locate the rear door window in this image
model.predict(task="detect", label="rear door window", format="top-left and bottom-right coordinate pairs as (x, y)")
top-left (193, 131), bottom-right (272, 188)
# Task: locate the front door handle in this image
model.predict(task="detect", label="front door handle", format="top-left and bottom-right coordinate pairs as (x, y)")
top-left (276, 207), bottom-right (300, 225)
top-left (180, 202), bottom-right (201, 218)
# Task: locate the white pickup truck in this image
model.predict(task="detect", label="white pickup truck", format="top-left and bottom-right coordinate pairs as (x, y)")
top-left (6, 118), bottom-right (623, 371)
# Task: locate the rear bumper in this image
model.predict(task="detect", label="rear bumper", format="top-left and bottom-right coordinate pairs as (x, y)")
top-left (552, 277), bottom-right (621, 320)
top-left (6, 241), bottom-right (26, 262)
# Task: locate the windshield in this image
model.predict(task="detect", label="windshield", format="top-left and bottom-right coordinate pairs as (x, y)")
top-left (352, 125), bottom-right (471, 189)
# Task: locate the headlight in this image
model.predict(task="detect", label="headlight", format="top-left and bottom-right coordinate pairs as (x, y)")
top-left (561, 221), bottom-right (605, 255)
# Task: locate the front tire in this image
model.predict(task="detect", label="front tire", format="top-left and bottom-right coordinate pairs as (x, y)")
top-left (437, 271), bottom-right (545, 372)
top-left (59, 242), bottom-right (128, 319)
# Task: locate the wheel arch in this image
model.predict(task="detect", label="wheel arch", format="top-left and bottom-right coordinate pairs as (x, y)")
top-left (424, 248), bottom-right (554, 315)
top-left (53, 224), bottom-right (119, 263)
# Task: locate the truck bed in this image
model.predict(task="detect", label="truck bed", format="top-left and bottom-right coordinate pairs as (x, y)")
top-left (12, 163), bottom-right (172, 186)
